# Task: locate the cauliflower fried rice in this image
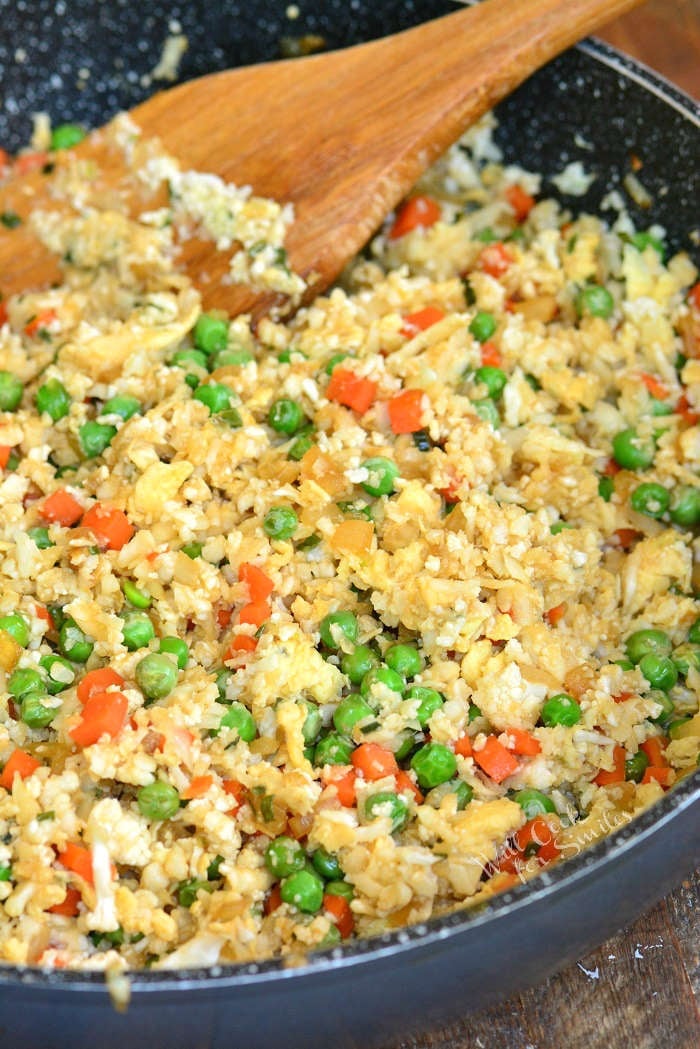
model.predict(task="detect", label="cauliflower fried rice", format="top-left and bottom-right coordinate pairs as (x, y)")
top-left (0, 115), bottom-right (698, 971)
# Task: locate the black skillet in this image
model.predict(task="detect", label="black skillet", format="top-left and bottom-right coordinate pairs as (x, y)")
top-left (0, 3), bottom-right (698, 1047)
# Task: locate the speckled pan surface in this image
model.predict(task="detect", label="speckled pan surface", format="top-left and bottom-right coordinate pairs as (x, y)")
top-left (0, 3), bottom-right (698, 1047)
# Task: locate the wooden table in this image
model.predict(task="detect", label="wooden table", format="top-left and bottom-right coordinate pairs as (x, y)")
top-left (384, 3), bottom-right (699, 1047)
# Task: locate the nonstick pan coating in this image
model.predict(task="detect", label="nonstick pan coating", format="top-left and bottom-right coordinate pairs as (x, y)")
top-left (0, 3), bottom-right (698, 1047)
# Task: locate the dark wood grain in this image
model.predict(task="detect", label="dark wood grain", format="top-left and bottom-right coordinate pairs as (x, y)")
top-left (382, 4), bottom-right (700, 1048)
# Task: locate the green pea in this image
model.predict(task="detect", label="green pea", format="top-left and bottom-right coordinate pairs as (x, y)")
top-left (137, 780), bottom-right (181, 821)
top-left (288, 433), bottom-right (314, 461)
top-left (649, 689), bottom-right (675, 725)
top-left (514, 788), bottom-right (556, 819)
top-left (426, 779), bottom-right (473, 810)
top-left (670, 644), bottom-right (700, 677)
top-left (324, 352), bottom-right (352, 375)
top-left (612, 428), bottom-right (655, 471)
top-left (550, 522), bottom-right (574, 535)
top-left (319, 610), bottom-right (358, 650)
top-left (280, 869), bottom-right (324, 914)
top-left (101, 395), bottom-right (141, 421)
top-left (50, 123), bottom-right (86, 150)
top-left (630, 482), bottom-right (669, 519)
top-left (468, 703), bottom-right (482, 723)
top-left (629, 231), bottom-right (665, 259)
top-left (668, 717), bottom-right (693, 740)
top-left (333, 694), bottom-right (375, 735)
top-left (20, 692), bottom-right (55, 729)
top-left (669, 486), bottom-right (700, 527)
top-left (472, 397), bottom-right (500, 428)
top-left (36, 378), bottom-right (71, 422)
top-left (576, 284), bottom-right (614, 318)
top-left (176, 878), bottom-right (213, 908)
top-left (158, 636), bottom-right (189, 670)
top-left (625, 629), bottom-right (672, 664)
top-left (210, 348), bottom-right (254, 368)
top-left (135, 653), bottom-right (178, 701)
top-left (263, 506), bottom-right (298, 541)
top-left (219, 702), bottom-right (256, 742)
top-left (614, 659), bottom-right (634, 671)
top-left (638, 653), bottom-right (678, 692)
top-left (265, 835), bottom-right (306, 878)
top-left (385, 643), bottom-right (423, 680)
top-left (474, 226), bottom-right (497, 243)
top-left (193, 382), bottom-right (235, 414)
top-left (541, 693), bottom-right (581, 727)
top-left (181, 541), bottom-right (203, 560)
top-left (410, 742), bottom-right (457, 788)
top-left (0, 866), bottom-right (12, 882)
top-left (47, 604), bottom-right (66, 632)
top-left (0, 613), bottom-right (30, 648)
top-left (193, 313), bottom-right (229, 355)
top-left (217, 406), bottom-right (243, 429)
top-left (268, 398), bottom-right (305, 435)
top-left (0, 372), bottom-right (23, 411)
top-left (39, 654), bottom-right (75, 694)
top-left (625, 750), bottom-right (649, 783)
top-left (341, 644), bottom-right (378, 684)
top-left (689, 619), bottom-right (700, 646)
top-left (361, 457), bottom-right (400, 497)
top-left (79, 420), bottom-right (117, 458)
top-left (318, 924), bottom-right (342, 948)
top-left (171, 349), bottom-right (208, 374)
top-left (406, 685), bottom-right (444, 727)
top-left (360, 666), bottom-right (405, 703)
top-left (311, 847), bottom-right (343, 881)
top-left (469, 311), bottom-right (497, 343)
top-left (121, 612), bottom-right (155, 652)
top-left (474, 366), bottom-right (507, 400)
top-left (121, 579), bottom-right (151, 609)
top-left (313, 732), bottom-right (354, 766)
top-left (8, 667), bottom-right (45, 698)
top-left (394, 729), bottom-right (420, 762)
top-left (598, 476), bottom-right (614, 502)
top-left (296, 699), bottom-right (321, 745)
top-left (28, 527), bottom-right (54, 549)
top-left (363, 792), bottom-right (409, 832)
top-left (324, 880), bottom-right (354, 901)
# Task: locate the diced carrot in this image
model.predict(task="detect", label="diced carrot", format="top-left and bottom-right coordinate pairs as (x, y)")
top-left (224, 634), bottom-right (258, 660)
top-left (0, 302), bottom-right (7, 326)
top-left (238, 600), bottom-right (271, 628)
top-left (613, 528), bottom-right (641, 550)
top-left (14, 151), bottom-right (47, 176)
top-left (505, 728), bottom-right (541, 757)
top-left (77, 667), bottom-right (125, 706)
top-left (333, 769), bottom-right (357, 807)
top-left (613, 691), bottom-right (635, 704)
top-left (480, 341), bottom-right (502, 368)
top-left (239, 562), bottom-right (274, 602)
top-left (351, 742), bottom-right (398, 781)
top-left (326, 369), bottom-right (377, 414)
top-left (81, 503), bottom-right (134, 550)
top-left (70, 691), bottom-right (129, 748)
top-left (438, 476), bottom-right (461, 504)
top-left (639, 372), bottom-right (669, 401)
top-left (216, 607), bottom-right (233, 630)
top-left (505, 183), bottom-right (536, 221)
top-left (222, 779), bottom-right (246, 814)
top-left (0, 445), bottom-right (11, 469)
top-left (181, 775), bottom-right (214, 800)
top-left (387, 388), bottom-right (426, 434)
top-left (388, 195), bottom-right (441, 240)
top-left (676, 394), bottom-right (699, 425)
top-left (544, 602), bottom-right (567, 628)
top-left (602, 457), bottom-right (621, 477)
top-left (24, 308), bottom-right (57, 338)
top-left (34, 604), bottom-right (54, 630)
top-left (537, 838), bottom-right (561, 864)
top-left (688, 282), bottom-right (700, 311)
top-left (400, 306), bottom-right (445, 338)
top-left (453, 735), bottom-right (473, 758)
top-left (473, 736), bottom-right (519, 783)
top-left (395, 769), bottom-right (424, 803)
top-left (479, 242), bottom-right (514, 278)
top-left (57, 842), bottom-right (94, 885)
top-left (642, 766), bottom-right (672, 787)
top-left (323, 893), bottom-right (354, 938)
top-left (594, 745), bottom-right (626, 786)
top-left (0, 748), bottom-right (41, 790)
top-left (264, 883), bottom-right (283, 915)
top-left (40, 489), bottom-right (83, 526)
top-left (514, 816), bottom-right (555, 854)
top-left (47, 887), bottom-right (82, 917)
top-left (640, 736), bottom-right (668, 767)
top-left (0, 149), bottom-right (8, 171)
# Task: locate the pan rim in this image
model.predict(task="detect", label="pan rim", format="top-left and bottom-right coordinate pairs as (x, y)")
top-left (0, 34), bottom-right (698, 994)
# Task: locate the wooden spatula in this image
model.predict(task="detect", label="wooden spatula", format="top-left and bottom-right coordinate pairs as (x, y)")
top-left (0, 0), bottom-right (642, 318)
